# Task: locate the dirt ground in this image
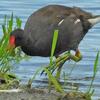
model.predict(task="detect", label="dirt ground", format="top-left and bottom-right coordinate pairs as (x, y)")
top-left (0, 88), bottom-right (91, 100)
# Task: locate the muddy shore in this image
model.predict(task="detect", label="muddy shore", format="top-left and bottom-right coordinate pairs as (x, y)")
top-left (0, 88), bottom-right (91, 100)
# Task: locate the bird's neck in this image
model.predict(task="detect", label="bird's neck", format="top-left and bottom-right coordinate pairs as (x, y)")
top-left (21, 36), bottom-right (36, 56)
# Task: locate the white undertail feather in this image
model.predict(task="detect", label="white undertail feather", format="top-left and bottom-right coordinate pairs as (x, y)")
top-left (88, 16), bottom-right (100, 26)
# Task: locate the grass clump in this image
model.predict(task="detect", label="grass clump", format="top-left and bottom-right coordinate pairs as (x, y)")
top-left (0, 13), bottom-right (27, 89)
top-left (47, 29), bottom-right (63, 92)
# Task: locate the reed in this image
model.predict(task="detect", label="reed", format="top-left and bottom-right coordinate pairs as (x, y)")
top-left (87, 51), bottom-right (99, 95)
top-left (0, 13), bottom-right (28, 89)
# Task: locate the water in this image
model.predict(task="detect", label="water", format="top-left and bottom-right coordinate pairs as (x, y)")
top-left (0, 0), bottom-right (100, 99)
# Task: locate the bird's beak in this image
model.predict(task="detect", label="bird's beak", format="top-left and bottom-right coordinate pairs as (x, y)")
top-left (88, 15), bottom-right (100, 26)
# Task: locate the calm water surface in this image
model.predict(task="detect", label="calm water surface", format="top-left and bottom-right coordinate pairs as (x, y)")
top-left (0, 0), bottom-right (100, 100)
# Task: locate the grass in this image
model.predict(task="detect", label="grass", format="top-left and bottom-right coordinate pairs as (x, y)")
top-left (0, 13), bottom-right (27, 73)
top-left (47, 29), bottom-right (64, 92)
top-left (50, 29), bottom-right (59, 65)
top-left (87, 51), bottom-right (100, 95)
top-left (0, 13), bottom-right (28, 89)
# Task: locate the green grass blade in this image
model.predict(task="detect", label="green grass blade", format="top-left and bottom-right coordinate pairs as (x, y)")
top-left (93, 51), bottom-right (99, 76)
top-left (50, 29), bottom-right (59, 65)
top-left (4, 15), bottom-right (7, 25)
top-left (16, 17), bottom-right (22, 28)
top-left (87, 51), bottom-right (99, 94)
top-left (44, 68), bottom-right (63, 93)
top-left (2, 15), bottom-right (7, 35)
top-left (8, 12), bottom-right (13, 33)
top-left (28, 67), bottom-right (43, 87)
top-left (2, 25), bottom-right (6, 35)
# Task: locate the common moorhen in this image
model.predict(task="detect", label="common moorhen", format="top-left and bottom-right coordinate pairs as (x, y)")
top-left (8, 5), bottom-right (100, 78)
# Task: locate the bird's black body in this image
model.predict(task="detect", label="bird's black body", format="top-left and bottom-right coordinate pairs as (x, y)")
top-left (10, 5), bottom-right (98, 57)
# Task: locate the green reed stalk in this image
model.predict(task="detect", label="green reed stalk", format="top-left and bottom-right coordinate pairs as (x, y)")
top-left (87, 51), bottom-right (99, 95)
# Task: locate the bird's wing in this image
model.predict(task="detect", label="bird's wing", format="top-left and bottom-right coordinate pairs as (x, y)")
top-left (57, 13), bottom-right (84, 53)
top-left (33, 14), bottom-right (84, 56)
top-left (24, 9), bottom-right (84, 56)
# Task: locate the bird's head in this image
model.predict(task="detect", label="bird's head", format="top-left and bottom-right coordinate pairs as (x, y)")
top-left (8, 29), bottom-right (25, 50)
top-left (73, 7), bottom-right (100, 26)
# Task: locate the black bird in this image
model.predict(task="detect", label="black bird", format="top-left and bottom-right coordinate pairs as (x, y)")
top-left (8, 5), bottom-right (100, 78)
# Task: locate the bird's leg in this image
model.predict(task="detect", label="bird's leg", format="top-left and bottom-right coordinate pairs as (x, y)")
top-left (40, 57), bottom-right (56, 75)
top-left (41, 52), bottom-right (70, 75)
top-left (41, 50), bottom-right (82, 77)
top-left (55, 51), bottom-right (70, 80)
top-left (55, 50), bottom-right (82, 80)
top-left (70, 49), bottom-right (82, 62)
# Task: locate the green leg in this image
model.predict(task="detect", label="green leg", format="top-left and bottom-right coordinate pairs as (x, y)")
top-left (55, 50), bottom-right (82, 80)
top-left (55, 52), bottom-right (70, 80)
top-left (41, 50), bottom-right (82, 80)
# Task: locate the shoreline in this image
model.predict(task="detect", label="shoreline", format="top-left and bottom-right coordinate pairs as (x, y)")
top-left (0, 87), bottom-right (91, 100)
